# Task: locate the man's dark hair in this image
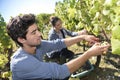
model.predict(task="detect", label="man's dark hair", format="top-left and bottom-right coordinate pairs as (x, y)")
top-left (6, 14), bottom-right (36, 47)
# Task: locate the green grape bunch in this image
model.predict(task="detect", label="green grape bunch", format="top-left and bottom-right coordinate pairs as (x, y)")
top-left (100, 41), bottom-right (109, 55)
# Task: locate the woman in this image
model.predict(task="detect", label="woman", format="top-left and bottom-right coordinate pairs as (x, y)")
top-left (47, 16), bottom-right (87, 64)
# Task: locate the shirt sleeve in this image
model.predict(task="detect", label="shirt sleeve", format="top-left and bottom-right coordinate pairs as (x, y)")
top-left (15, 55), bottom-right (70, 79)
top-left (38, 39), bottom-right (67, 54)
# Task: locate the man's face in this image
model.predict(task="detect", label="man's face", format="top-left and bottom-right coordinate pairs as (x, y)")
top-left (24, 23), bottom-right (42, 47)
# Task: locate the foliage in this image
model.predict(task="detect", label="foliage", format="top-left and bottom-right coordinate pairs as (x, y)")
top-left (0, 54), bottom-right (8, 69)
top-left (0, 14), bottom-right (13, 79)
top-left (1, 71), bottom-right (11, 78)
top-left (55, 0), bottom-right (118, 36)
top-left (36, 13), bottom-right (52, 39)
top-left (111, 38), bottom-right (120, 55)
top-left (36, 14), bottom-right (51, 32)
top-left (55, 0), bottom-right (120, 54)
top-left (111, 25), bottom-right (120, 55)
top-left (0, 14), bottom-right (12, 53)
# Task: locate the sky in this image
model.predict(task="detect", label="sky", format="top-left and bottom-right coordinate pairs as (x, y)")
top-left (0, 0), bottom-right (63, 22)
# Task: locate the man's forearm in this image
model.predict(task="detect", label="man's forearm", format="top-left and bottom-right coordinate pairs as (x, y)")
top-left (65, 51), bottom-right (91, 73)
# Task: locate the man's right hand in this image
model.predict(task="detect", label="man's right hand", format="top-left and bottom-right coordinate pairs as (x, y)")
top-left (86, 43), bottom-right (110, 57)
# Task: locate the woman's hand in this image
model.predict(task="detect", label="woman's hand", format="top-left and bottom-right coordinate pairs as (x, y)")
top-left (84, 35), bottom-right (99, 44)
top-left (78, 29), bottom-right (88, 35)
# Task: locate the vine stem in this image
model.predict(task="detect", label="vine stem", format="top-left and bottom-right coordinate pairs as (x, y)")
top-left (101, 26), bottom-right (109, 42)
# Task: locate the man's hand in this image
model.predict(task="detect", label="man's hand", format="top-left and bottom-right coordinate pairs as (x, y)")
top-left (86, 42), bottom-right (110, 56)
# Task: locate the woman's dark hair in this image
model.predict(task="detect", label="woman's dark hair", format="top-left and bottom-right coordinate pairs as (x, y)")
top-left (6, 14), bottom-right (36, 47)
top-left (50, 16), bottom-right (61, 27)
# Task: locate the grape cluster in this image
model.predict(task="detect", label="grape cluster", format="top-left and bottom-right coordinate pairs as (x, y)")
top-left (100, 41), bottom-right (109, 55)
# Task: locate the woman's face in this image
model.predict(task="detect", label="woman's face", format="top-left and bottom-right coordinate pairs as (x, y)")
top-left (54, 20), bottom-right (62, 30)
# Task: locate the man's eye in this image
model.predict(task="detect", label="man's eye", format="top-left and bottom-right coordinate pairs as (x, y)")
top-left (32, 32), bottom-right (36, 34)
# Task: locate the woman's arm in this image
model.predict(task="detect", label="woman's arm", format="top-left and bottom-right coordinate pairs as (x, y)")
top-left (63, 35), bottom-right (99, 47)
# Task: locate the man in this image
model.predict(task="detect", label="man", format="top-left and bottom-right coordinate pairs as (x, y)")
top-left (6, 14), bottom-right (110, 80)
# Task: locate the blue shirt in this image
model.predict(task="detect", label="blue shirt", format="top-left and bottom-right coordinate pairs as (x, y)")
top-left (48, 28), bottom-right (78, 40)
top-left (10, 40), bottom-right (70, 80)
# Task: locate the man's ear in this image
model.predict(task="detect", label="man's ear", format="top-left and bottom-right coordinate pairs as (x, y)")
top-left (17, 37), bottom-right (26, 44)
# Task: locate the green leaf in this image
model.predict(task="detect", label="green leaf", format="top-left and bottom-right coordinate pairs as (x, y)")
top-left (112, 25), bottom-right (120, 39)
top-left (111, 38), bottom-right (120, 55)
